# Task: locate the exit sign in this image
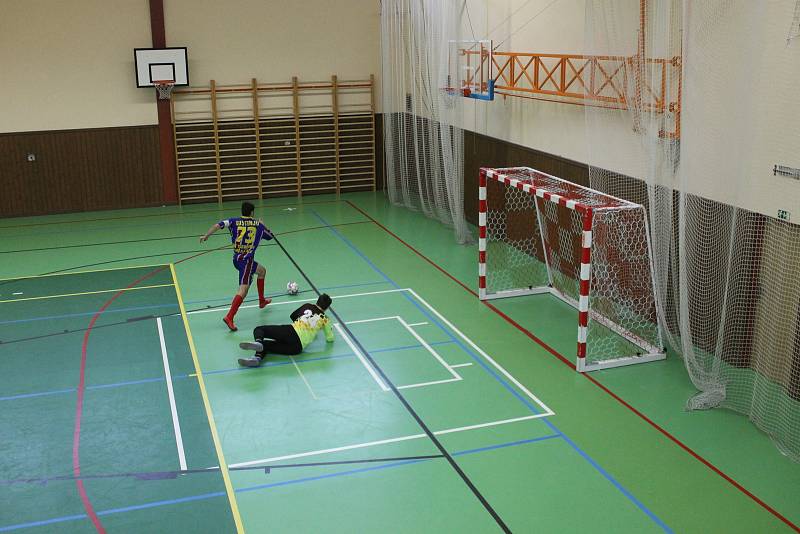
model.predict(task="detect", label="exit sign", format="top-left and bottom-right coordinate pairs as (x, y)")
top-left (778, 210), bottom-right (791, 221)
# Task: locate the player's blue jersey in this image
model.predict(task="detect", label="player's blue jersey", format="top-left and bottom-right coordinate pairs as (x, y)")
top-left (218, 216), bottom-right (273, 260)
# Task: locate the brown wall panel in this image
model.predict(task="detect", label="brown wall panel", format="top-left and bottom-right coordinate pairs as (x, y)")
top-left (0, 125), bottom-right (162, 218)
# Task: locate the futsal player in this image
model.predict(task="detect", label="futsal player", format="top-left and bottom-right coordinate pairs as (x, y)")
top-left (200, 201), bottom-right (273, 331)
top-left (237, 293), bottom-right (335, 367)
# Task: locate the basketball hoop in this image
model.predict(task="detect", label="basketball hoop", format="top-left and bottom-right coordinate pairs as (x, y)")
top-left (153, 80), bottom-right (175, 100)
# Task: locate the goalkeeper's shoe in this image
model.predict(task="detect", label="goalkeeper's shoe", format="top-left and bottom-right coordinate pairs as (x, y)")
top-left (238, 355), bottom-right (263, 368)
top-left (239, 341), bottom-right (264, 352)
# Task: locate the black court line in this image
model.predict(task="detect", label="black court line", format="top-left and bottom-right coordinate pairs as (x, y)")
top-left (271, 234), bottom-right (512, 533)
top-left (0, 221), bottom-right (371, 286)
top-left (0, 454), bottom-right (446, 487)
top-left (0, 198), bottom-right (345, 230)
top-left (0, 288), bottom-right (316, 347)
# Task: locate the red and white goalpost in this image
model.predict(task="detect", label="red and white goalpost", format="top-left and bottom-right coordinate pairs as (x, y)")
top-left (478, 167), bottom-right (665, 372)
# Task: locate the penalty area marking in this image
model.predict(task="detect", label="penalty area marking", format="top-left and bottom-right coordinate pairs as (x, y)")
top-left (188, 287), bottom-right (553, 416)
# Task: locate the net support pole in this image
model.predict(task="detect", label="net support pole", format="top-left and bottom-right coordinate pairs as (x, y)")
top-left (576, 207), bottom-right (594, 372)
top-left (478, 167), bottom-right (488, 300)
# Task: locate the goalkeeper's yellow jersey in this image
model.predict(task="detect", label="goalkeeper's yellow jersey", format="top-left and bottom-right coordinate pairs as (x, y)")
top-left (290, 304), bottom-right (335, 349)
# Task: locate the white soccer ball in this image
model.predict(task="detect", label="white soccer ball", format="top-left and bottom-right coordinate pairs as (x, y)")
top-left (286, 281), bottom-right (299, 295)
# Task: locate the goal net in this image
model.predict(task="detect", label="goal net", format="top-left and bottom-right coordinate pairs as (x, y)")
top-left (479, 167), bottom-right (665, 372)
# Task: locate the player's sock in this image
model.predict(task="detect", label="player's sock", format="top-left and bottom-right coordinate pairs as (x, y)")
top-left (224, 295), bottom-right (243, 331)
top-left (257, 278), bottom-right (270, 308)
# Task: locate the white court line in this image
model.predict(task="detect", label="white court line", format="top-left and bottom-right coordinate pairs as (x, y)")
top-left (406, 288), bottom-right (555, 417)
top-left (450, 363), bottom-right (473, 369)
top-left (406, 321), bottom-right (428, 327)
top-left (397, 377), bottom-right (461, 390)
top-left (228, 414), bottom-right (546, 468)
top-left (341, 315), bottom-right (462, 389)
top-left (397, 317), bottom-right (460, 381)
top-left (157, 317), bottom-right (187, 471)
top-left (12, 292), bottom-right (23, 296)
top-left (334, 323), bottom-right (389, 391)
top-left (187, 288), bottom-right (407, 316)
top-left (290, 356), bottom-right (318, 400)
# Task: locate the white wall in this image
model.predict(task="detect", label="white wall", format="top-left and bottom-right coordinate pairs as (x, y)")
top-left (0, 0), bottom-right (156, 132)
top-left (165, 0), bottom-right (380, 106)
top-left (0, 0), bottom-right (381, 133)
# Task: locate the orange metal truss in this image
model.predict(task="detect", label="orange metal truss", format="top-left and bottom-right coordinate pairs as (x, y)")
top-left (463, 50), bottom-right (682, 139)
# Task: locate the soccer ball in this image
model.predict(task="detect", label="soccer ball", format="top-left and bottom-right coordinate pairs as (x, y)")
top-left (286, 281), bottom-right (299, 295)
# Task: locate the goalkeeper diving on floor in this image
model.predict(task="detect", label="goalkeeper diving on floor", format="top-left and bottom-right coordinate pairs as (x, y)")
top-left (238, 293), bottom-right (335, 367)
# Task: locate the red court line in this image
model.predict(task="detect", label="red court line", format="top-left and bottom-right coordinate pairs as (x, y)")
top-left (345, 199), bottom-right (800, 533)
top-left (73, 265), bottom-right (169, 533)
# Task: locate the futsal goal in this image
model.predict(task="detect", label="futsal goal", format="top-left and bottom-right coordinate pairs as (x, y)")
top-left (478, 167), bottom-right (665, 372)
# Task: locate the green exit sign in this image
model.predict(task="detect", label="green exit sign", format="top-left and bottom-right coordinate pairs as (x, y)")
top-left (778, 210), bottom-right (791, 221)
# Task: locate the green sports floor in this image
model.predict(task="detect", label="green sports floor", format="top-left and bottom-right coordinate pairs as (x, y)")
top-left (1, 192), bottom-right (798, 533)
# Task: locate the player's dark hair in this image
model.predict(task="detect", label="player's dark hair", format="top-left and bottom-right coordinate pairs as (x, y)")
top-left (241, 201), bottom-right (255, 217)
top-left (316, 293), bottom-right (332, 311)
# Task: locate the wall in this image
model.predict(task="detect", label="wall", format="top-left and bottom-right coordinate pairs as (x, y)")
top-left (0, 0), bottom-right (382, 217)
top-left (165, 0), bottom-right (381, 107)
top-left (451, 0), bottom-right (800, 221)
top-left (0, 0), bottom-right (156, 132)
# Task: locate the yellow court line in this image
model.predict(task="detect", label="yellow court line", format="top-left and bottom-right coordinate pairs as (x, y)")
top-left (0, 283), bottom-right (174, 303)
top-left (0, 263), bottom-right (171, 282)
top-left (169, 263), bottom-right (245, 533)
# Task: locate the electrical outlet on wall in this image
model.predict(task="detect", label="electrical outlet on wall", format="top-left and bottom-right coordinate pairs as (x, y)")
top-left (26, 153), bottom-right (36, 162)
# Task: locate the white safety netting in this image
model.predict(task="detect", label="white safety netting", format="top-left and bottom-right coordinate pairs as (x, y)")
top-left (585, 0), bottom-right (800, 460)
top-left (380, 0), bottom-right (473, 243)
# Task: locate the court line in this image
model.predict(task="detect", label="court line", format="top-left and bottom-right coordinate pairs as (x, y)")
top-left (235, 433), bottom-right (562, 496)
top-left (170, 264), bottom-right (244, 533)
top-left (313, 209), bottom-right (674, 532)
top-left (451, 363), bottom-right (473, 368)
top-left (229, 414), bottom-right (546, 468)
top-left (0, 433), bottom-right (553, 532)
top-left (333, 323), bottom-right (390, 391)
top-left (0, 262), bottom-right (171, 282)
top-left (344, 198), bottom-right (800, 529)
top-left (72, 265), bottom-right (171, 533)
top-left (0, 197), bottom-right (343, 230)
top-left (0, 341), bottom-right (458, 402)
top-left (339, 315), bottom-right (462, 388)
top-left (0, 283), bottom-right (173, 304)
top-left (156, 317), bottom-right (187, 471)
top-left (0, 280), bottom-right (388, 328)
top-left (187, 287), bottom-right (407, 315)
top-left (290, 356), bottom-right (318, 400)
top-left (271, 235), bottom-right (511, 532)
top-left (406, 321), bottom-right (428, 327)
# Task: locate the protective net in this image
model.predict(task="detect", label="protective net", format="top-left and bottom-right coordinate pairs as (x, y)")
top-left (585, 1), bottom-right (800, 459)
top-left (380, 0), bottom-right (473, 244)
top-left (481, 167), bottom-right (663, 370)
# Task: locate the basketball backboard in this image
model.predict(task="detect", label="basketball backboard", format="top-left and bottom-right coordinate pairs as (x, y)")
top-left (134, 47), bottom-right (189, 87)
top-left (447, 40), bottom-right (494, 100)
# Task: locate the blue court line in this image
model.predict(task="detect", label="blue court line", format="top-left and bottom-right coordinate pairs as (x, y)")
top-left (200, 340), bottom-right (455, 377)
top-left (0, 280), bottom-right (389, 327)
top-left (0, 302), bottom-right (179, 326)
top-left (237, 434), bottom-right (560, 494)
top-left (0, 340), bottom-right (458, 402)
top-left (0, 434), bottom-right (548, 532)
top-left (310, 210), bottom-right (672, 533)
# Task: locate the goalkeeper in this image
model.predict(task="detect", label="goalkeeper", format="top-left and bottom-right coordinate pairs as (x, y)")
top-left (238, 293), bottom-right (335, 367)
